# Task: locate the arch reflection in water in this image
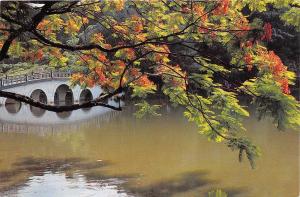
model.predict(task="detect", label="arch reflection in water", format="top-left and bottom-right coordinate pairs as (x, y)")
top-left (56, 111), bottom-right (72, 119)
top-left (5, 98), bottom-right (22, 114)
top-left (30, 89), bottom-right (47, 117)
top-left (80, 89), bottom-right (93, 111)
top-left (0, 99), bottom-right (121, 124)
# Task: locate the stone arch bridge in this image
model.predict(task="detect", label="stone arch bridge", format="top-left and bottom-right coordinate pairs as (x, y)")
top-left (0, 71), bottom-right (102, 106)
top-left (0, 71), bottom-right (122, 124)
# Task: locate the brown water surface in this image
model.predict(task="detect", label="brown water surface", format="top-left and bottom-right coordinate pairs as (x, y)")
top-left (0, 106), bottom-right (298, 197)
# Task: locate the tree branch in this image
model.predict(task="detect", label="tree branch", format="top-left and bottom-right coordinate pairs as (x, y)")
top-left (0, 2), bottom-right (56, 61)
top-left (0, 79), bottom-right (124, 112)
top-left (0, 89), bottom-right (122, 112)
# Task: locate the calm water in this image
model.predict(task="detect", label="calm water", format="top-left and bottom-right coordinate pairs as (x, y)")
top-left (0, 104), bottom-right (298, 197)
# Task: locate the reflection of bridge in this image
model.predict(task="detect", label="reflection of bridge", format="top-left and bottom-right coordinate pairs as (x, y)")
top-left (0, 110), bottom-right (121, 134)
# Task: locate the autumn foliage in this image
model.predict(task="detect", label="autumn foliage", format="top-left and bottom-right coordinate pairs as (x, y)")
top-left (258, 50), bottom-right (290, 94)
top-left (213, 0), bottom-right (230, 15)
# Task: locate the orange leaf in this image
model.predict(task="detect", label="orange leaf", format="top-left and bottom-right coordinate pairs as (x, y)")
top-left (261, 23), bottom-right (272, 41)
top-left (244, 54), bottom-right (253, 65)
top-left (67, 20), bottom-right (80, 32)
top-left (98, 53), bottom-right (108, 62)
top-left (36, 49), bottom-right (44, 61)
top-left (115, 60), bottom-right (126, 68)
top-left (279, 78), bottom-right (290, 94)
top-left (82, 17), bottom-right (89, 24)
top-left (193, 4), bottom-right (207, 21)
top-left (50, 48), bottom-right (62, 58)
top-left (114, 0), bottom-right (125, 11)
top-left (124, 48), bottom-right (135, 60)
top-left (130, 68), bottom-right (140, 77)
top-left (37, 19), bottom-right (50, 30)
top-left (95, 67), bottom-right (107, 84)
top-left (85, 77), bottom-right (95, 87)
top-left (213, 0), bottom-right (230, 15)
top-left (136, 75), bottom-right (153, 87)
top-left (134, 22), bottom-right (143, 33)
top-left (81, 55), bottom-right (91, 62)
top-left (71, 73), bottom-right (84, 83)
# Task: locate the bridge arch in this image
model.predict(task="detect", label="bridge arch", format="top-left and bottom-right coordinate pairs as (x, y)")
top-left (79, 89), bottom-right (93, 104)
top-left (30, 89), bottom-right (48, 104)
top-left (54, 84), bottom-right (74, 106)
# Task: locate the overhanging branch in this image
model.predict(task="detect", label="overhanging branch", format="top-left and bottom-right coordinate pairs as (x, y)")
top-left (0, 90), bottom-right (122, 112)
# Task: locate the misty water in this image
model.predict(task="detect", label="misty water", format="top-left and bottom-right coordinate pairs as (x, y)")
top-left (0, 103), bottom-right (298, 197)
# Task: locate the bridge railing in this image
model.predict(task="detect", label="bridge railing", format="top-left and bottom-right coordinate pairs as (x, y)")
top-left (0, 71), bottom-right (72, 89)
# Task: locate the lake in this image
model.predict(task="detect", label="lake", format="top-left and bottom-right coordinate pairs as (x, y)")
top-left (0, 103), bottom-right (299, 197)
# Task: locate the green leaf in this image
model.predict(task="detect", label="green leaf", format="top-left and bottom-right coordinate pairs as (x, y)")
top-left (134, 101), bottom-right (161, 118)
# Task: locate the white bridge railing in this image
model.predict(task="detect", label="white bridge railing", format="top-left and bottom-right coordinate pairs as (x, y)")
top-left (0, 71), bottom-right (72, 89)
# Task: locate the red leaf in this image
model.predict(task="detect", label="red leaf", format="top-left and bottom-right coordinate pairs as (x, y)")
top-left (261, 23), bottom-right (272, 41)
top-left (36, 49), bottom-right (44, 61)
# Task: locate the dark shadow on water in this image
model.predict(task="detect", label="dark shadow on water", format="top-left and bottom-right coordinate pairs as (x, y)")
top-left (0, 157), bottom-right (247, 197)
top-left (125, 170), bottom-right (213, 197)
top-left (123, 171), bottom-right (246, 197)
